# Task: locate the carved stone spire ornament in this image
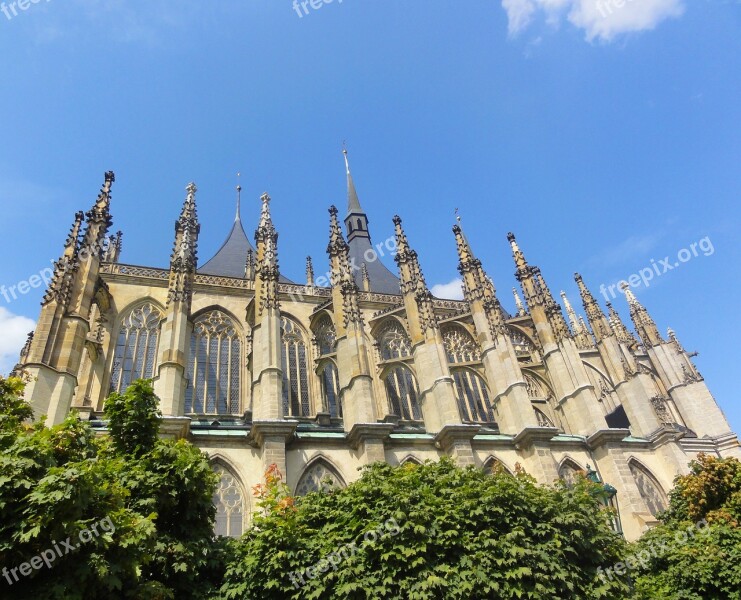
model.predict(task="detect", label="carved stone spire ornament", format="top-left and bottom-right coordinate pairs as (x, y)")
top-left (80, 171), bottom-right (115, 258)
top-left (306, 256), bottom-right (315, 287)
top-left (394, 215), bottom-right (438, 335)
top-left (254, 192), bottom-right (281, 314)
top-left (167, 182), bottom-right (200, 308)
top-left (513, 287), bottom-right (527, 317)
top-left (327, 205), bottom-right (363, 327)
top-left (561, 290), bottom-right (592, 349)
top-left (42, 210), bottom-right (85, 307)
top-left (606, 301), bottom-right (637, 347)
top-left (574, 273), bottom-right (612, 342)
top-left (622, 283), bottom-right (662, 347)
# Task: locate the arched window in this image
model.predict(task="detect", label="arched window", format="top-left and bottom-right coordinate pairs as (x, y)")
top-left (508, 326), bottom-right (535, 357)
top-left (110, 303), bottom-right (162, 393)
top-left (320, 361), bottom-right (342, 418)
top-left (185, 310), bottom-right (241, 414)
top-left (295, 460), bottom-right (345, 496)
top-left (559, 460), bottom-right (583, 486)
top-left (314, 315), bottom-right (336, 356)
top-left (534, 407), bottom-right (555, 428)
top-left (377, 321), bottom-right (412, 360)
top-left (212, 464), bottom-right (245, 538)
top-left (483, 457), bottom-right (512, 476)
top-left (282, 317), bottom-right (311, 417)
top-left (524, 373), bottom-right (548, 399)
top-left (452, 370), bottom-right (494, 423)
top-left (400, 456), bottom-right (422, 466)
top-left (629, 461), bottom-right (668, 517)
top-left (442, 326), bottom-right (480, 364)
top-left (385, 365), bottom-right (422, 420)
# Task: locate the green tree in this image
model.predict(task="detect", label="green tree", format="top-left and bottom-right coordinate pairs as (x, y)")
top-left (0, 376), bottom-right (222, 600)
top-left (218, 458), bottom-right (631, 600)
top-left (630, 453), bottom-right (741, 600)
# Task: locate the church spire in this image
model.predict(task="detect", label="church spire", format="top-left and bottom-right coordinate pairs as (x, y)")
top-left (305, 256), bottom-right (314, 287)
top-left (513, 288), bottom-right (526, 317)
top-left (622, 284), bottom-right (663, 347)
top-left (42, 210), bottom-right (85, 306)
top-left (574, 273), bottom-right (612, 342)
top-left (561, 290), bottom-right (592, 348)
top-left (343, 147), bottom-right (371, 244)
top-left (344, 147), bottom-right (362, 215)
top-left (235, 173), bottom-right (242, 222)
top-left (167, 182), bottom-right (200, 308)
top-left (254, 193), bottom-right (280, 314)
top-left (327, 205), bottom-right (362, 328)
top-left (606, 301), bottom-right (636, 346)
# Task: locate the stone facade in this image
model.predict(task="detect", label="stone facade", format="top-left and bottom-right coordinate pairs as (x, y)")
top-left (15, 160), bottom-right (740, 542)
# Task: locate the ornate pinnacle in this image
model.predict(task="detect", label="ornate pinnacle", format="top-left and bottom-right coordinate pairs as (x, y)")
top-left (306, 256), bottom-right (315, 287)
top-left (574, 273), bottom-right (612, 341)
top-left (621, 283), bottom-right (662, 347)
top-left (513, 288), bottom-right (526, 317)
top-left (361, 262), bottom-right (371, 292)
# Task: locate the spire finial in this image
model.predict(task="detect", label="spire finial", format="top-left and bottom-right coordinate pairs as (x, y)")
top-left (235, 172), bottom-right (242, 221)
top-left (343, 141), bottom-right (350, 174)
top-left (343, 145), bottom-right (363, 215)
top-left (513, 287), bottom-right (526, 316)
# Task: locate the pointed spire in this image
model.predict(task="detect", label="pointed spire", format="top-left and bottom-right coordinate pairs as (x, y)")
top-left (103, 231), bottom-right (123, 263)
top-left (254, 192), bottom-right (280, 314)
top-left (328, 205), bottom-right (348, 255)
top-left (507, 232), bottom-right (529, 273)
top-left (606, 301), bottom-right (636, 346)
top-left (167, 182), bottom-right (201, 307)
top-left (326, 205), bottom-right (363, 327)
top-left (245, 248), bottom-right (255, 280)
top-left (361, 263), bottom-right (371, 292)
top-left (344, 147), bottom-right (362, 215)
top-left (562, 290), bottom-right (593, 349)
top-left (536, 272), bottom-right (572, 343)
top-left (574, 273), bottom-right (612, 342)
top-left (42, 211), bottom-right (85, 306)
top-left (235, 173), bottom-right (242, 222)
top-left (560, 291), bottom-right (579, 330)
top-left (621, 283), bottom-right (662, 347)
top-left (306, 256), bottom-right (315, 287)
top-left (394, 215), bottom-right (437, 334)
top-left (513, 288), bottom-right (526, 317)
top-left (81, 171), bottom-right (115, 255)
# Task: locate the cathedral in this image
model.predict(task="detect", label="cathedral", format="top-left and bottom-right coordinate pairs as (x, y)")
top-left (14, 153), bottom-right (740, 542)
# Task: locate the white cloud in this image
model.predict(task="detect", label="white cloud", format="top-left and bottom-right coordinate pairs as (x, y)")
top-left (0, 307), bottom-right (35, 376)
top-left (431, 278), bottom-right (465, 301)
top-left (501, 0), bottom-right (685, 42)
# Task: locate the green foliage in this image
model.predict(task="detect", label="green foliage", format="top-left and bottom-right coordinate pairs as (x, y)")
top-left (217, 458), bottom-right (631, 600)
top-left (0, 378), bottom-right (221, 600)
top-left (104, 380), bottom-right (162, 457)
top-left (630, 454), bottom-right (741, 600)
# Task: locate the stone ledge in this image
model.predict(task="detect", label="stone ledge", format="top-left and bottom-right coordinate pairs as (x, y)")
top-left (513, 426), bottom-right (559, 449)
top-left (586, 428), bottom-right (631, 449)
top-left (347, 423), bottom-right (395, 450)
top-left (160, 416), bottom-right (192, 440)
top-left (249, 420), bottom-right (299, 447)
top-left (434, 424), bottom-right (481, 452)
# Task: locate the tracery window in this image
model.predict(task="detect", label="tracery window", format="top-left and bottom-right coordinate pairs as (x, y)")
top-left (524, 373), bottom-right (548, 399)
top-left (295, 460), bottom-right (345, 496)
top-left (483, 458), bottom-right (511, 476)
top-left (442, 326), bottom-right (481, 363)
top-left (385, 365), bottom-right (422, 420)
top-left (508, 326), bottom-right (534, 356)
top-left (314, 315), bottom-right (336, 356)
top-left (282, 317), bottom-right (311, 417)
top-left (212, 464), bottom-right (245, 538)
top-left (452, 370), bottom-right (494, 423)
top-left (629, 461), bottom-right (668, 517)
top-left (559, 460), bottom-right (583, 486)
top-left (320, 361), bottom-right (342, 418)
top-left (110, 303), bottom-right (162, 393)
top-left (185, 311), bottom-right (241, 414)
top-left (534, 407), bottom-right (555, 428)
top-left (377, 321), bottom-right (412, 360)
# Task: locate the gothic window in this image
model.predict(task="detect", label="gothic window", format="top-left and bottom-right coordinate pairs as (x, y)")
top-left (185, 311), bottom-right (241, 415)
top-left (559, 460), bottom-right (583, 486)
top-left (385, 365), bottom-right (422, 420)
top-left (442, 326), bottom-right (481, 364)
top-left (508, 326), bottom-right (534, 357)
top-left (377, 321), bottom-right (412, 360)
top-left (110, 303), bottom-right (162, 394)
top-left (534, 407), bottom-right (555, 428)
top-left (282, 317), bottom-right (311, 417)
top-left (320, 361), bottom-right (342, 418)
top-left (452, 370), bottom-right (494, 423)
top-left (524, 373), bottom-right (548, 399)
top-left (483, 457), bottom-right (511, 476)
top-left (314, 315), bottom-right (336, 356)
top-left (400, 456), bottom-right (422, 466)
top-left (212, 464), bottom-right (245, 538)
top-left (629, 461), bottom-right (668, 517)
top-left (295, 460), bottom-right (345, 496)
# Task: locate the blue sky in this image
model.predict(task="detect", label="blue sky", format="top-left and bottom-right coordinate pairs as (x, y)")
top-left (0, 0), bottom-right (738, 432)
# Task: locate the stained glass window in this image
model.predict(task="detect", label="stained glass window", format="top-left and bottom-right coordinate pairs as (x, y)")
top-left (281, 317), bottom-right (311, 417)
top-left (110, 303), bottom-right (162, 393)
top-left (212, 464), bottom-right (245, 538)
top-left (295, 460), bottom-right (345, 496)
top-left (442, 327), bottom-right (481, 363)
top-left (378, 321), bottom-right (412, 360)
top-left (385, 365), bottom-right (422, 420)
top-left (452, 370), bottom-right (494, 423)
top-left (314, 315), bottom-right (336, 356)
top-left (321, 361), bottom-right (341, 418)
top-left (185, 311), bottom-right (241, 415)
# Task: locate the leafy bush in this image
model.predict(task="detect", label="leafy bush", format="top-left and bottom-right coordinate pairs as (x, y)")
top-left (217, 458), bottom-right (631, 599)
